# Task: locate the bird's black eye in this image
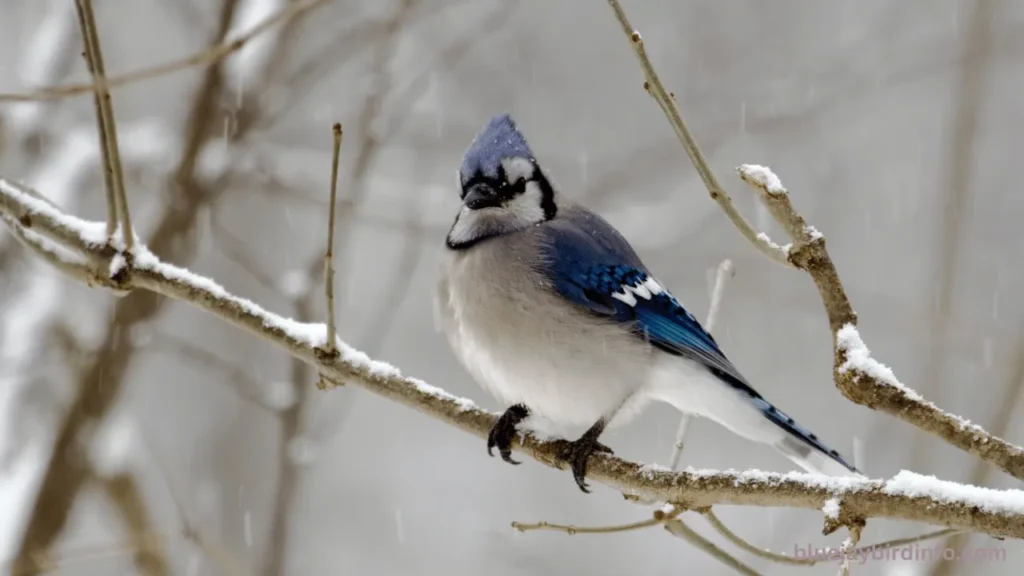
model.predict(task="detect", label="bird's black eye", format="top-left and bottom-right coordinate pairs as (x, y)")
top-left (504, 177), bottom-right (527, 195)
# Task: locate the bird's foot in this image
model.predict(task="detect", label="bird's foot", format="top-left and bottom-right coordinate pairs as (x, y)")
top-left (554, 435), bottom-right (613, 493)
top-left (487, 404), bottom-right (529, 464)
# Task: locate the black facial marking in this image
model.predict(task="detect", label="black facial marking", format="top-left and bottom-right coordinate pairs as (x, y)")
top-left (460, 163), bottom-right (527, 206)
top-left (533, 169), bottom-right (557, 221)
top-left (447, 158), bottom-right (558, 251)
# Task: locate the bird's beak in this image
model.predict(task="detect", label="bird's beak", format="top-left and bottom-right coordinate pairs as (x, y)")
top-left (463, 183), bottom-right (501, 209)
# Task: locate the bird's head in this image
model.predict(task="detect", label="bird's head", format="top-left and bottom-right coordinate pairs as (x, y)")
top-left (446, 114), bottom-right (557, 249)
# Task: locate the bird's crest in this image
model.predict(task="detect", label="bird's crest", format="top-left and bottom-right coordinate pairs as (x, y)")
top-left (460, 114), bottom-right (534, 186)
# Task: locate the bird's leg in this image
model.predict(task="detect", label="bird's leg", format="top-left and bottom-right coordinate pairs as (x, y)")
top-left (487, 403), bottom-right (530, 464)
top-left (556, 418), bottom-right (613, 493)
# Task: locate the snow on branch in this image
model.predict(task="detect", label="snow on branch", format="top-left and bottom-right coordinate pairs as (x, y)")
top-left (2, 178), bottom-right (1024, 540)
top-left (604, 0), bottom-right (1024, 484)
top-left (737, 165), bottom-right (1024, 481)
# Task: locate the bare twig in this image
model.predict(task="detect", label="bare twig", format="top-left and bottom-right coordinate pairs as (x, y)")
top-left (5, 179), bottom-right (1024, 539)
top-left (606, 0), bottom-right (791, 267)
top-left (662, 259), bottom-right (753, 573)
top-left (663, 519), bottom-right (760, 576)
top-left (0, 0), bottom-right (334, 103)
top-left (208, 208), bottom-right (280, 293)
top-left (669, 259), bottom-right (733, 469)
top-left (100, 473), bottom-right (169, 576)
top-left (322, 123), bottom-right (343, 357)
top-left (607, 0), bottom-right (1024, 483)
top-left (512, 513), bottom-right (668, 535)
top-left (73, 0), bottom-right (132, 248)
top-left (264, 5), bottom-right (413, 573)
top-left (515, 508), bottom-right (758, 575)
top-left (148, 438), bottom-right (252, 576)
top-left (146, 330), bottom-right (278, 412)
top-left (704, 507), bottom-right (958, 567)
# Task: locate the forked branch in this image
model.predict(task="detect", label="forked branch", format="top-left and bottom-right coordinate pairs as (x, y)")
top-left (606, 0), bottom-right (1024, 483)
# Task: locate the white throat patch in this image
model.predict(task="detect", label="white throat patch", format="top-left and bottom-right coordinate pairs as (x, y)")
top-left (447, 180), bottom-right (548, 247)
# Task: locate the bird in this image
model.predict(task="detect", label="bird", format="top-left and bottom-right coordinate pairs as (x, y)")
top-left (434, 113), bottom-right (860, 492)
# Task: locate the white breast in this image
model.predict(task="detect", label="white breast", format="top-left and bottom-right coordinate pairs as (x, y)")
top-left (436, 238), bottom-right (654, 433)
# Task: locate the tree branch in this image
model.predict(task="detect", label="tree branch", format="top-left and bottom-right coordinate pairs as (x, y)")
top-left (605, 1), bottom-right (791, 268)
top-left (606, 0), bottom-right (1024, 483)
top-left (74, 0), bottom-right (134, 251)
top-left (662, 518), bottom-right (759, 576)
top-left (321, 123), bottom-right (342, 359)
top-left (0, 0), bottom-right (334, 103)
top-left (99, 473), bottom-right (169, 576)
top-left (73, 0), bottom-right (120, 242)
top-left (3, 178), bottom-right (1024, 540)
top-left (738, 166), bottom-right (1024, 481)
top-left (8, 1), bottom-right (248, 570)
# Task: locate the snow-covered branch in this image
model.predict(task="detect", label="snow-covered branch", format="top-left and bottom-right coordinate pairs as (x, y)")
top-left (606, 0), bottom-right (1024, 485)
top-left (3, 178), bottom-right (1024, 540)
top-left (738, 165), bottom-right (1024, 482)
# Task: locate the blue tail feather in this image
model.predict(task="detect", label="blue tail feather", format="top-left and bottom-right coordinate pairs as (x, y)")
top-left (750, 396), bottom-right (859, 473)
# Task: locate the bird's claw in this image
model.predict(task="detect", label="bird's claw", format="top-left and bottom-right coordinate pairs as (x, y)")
top-left (487, 404), bottom-right (529, 465)
top-left (554, 437), bottom-right (613, 493)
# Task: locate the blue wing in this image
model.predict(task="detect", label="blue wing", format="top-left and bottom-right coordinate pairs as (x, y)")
top-left (536, 209), bottom-right (754, 395)
top-left (536, 209), bottom-right (859, 473)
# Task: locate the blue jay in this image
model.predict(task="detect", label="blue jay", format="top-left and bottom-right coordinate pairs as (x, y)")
top-left (435, 114), bottom-right (859, 492)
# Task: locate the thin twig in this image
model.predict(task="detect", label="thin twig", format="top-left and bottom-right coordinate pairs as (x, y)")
top-left (663, 519), bottom-right (760, 576)
top-left (73, 0), bottom-right (132, 250)
top-left (514, 504), bottom-right (760, 575)
top-left (208, 207), bottom-right (280, 294)
top-left (72, 0), bottom-right (117, 243)
top-left (704, 260), bottom-right (734, 335)
top-left (0, 0), bottom-right (334, 103)
top-left (512, 515), bottom-right (665, 535)
top-left (146, 330), bottom-right (278, 412)
top-left (264, 5), bottom-right (413, 571)
top-left (147, 437), bottom-right (252, 576)
top-left (323, 123), bottom-right (343, 356)
top-left (669, 259), bottom-right (734, 469)
top-left (702, 508), bottom-right (812, 566)
top-left (605, 0), bottom-right (791, 268)
top-left (661, 259), bottom-right (747, 573)
top-left (702, 510), bottom-right (958, 567)
top-left (660, 260), bottom-right (749, 573)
